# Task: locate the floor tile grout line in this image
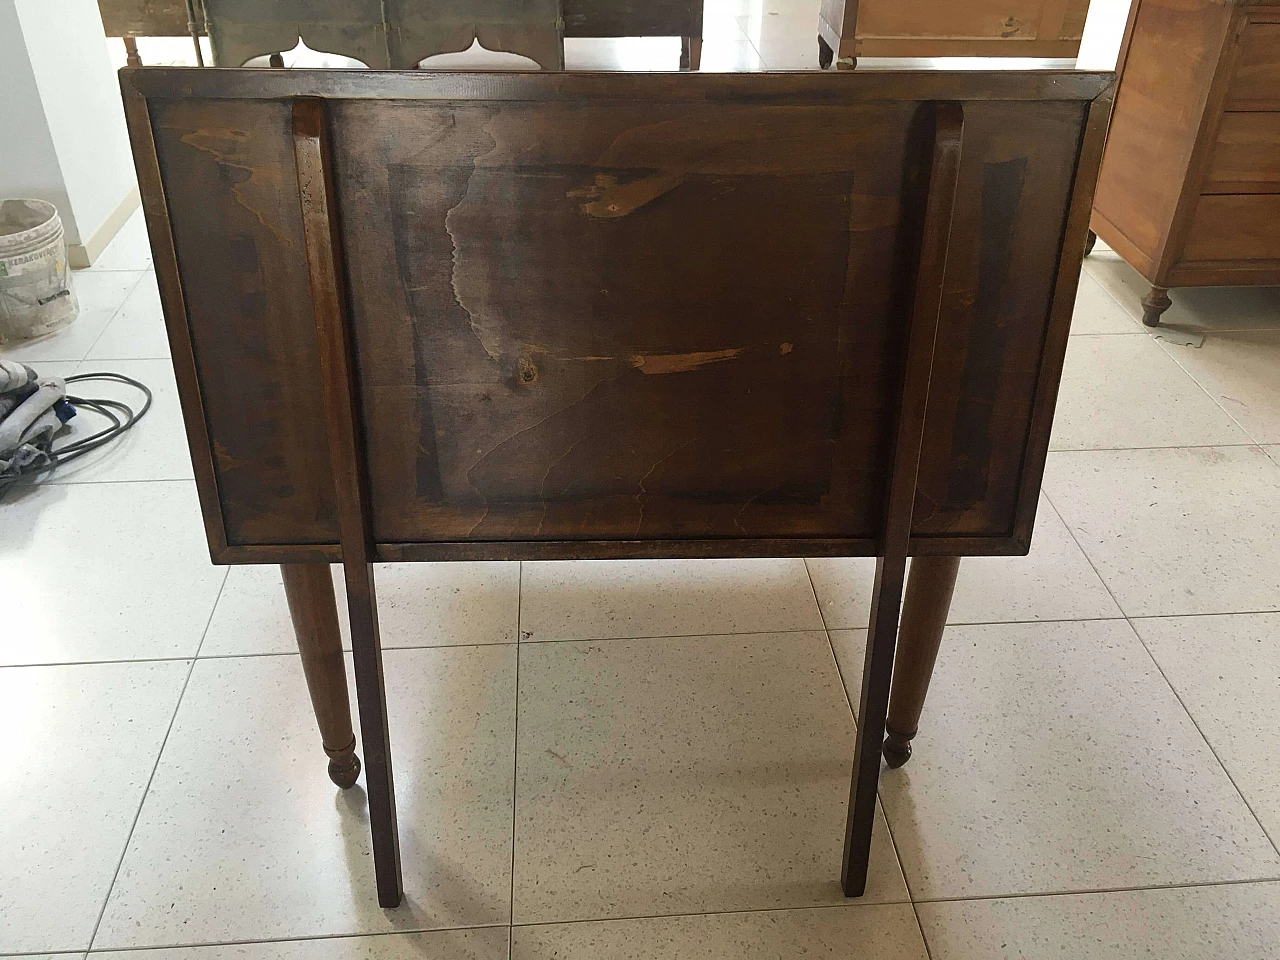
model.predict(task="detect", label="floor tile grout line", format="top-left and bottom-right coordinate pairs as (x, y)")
top-left (77, 270), bottom-right (151, 363)
top-left (1040, 491), bottom-right (1280, 860)
top-left (84, 565), bottom-right (231, 953)
top-left (910, 872), bottom-right (1280, 906)
top-left (1048, 441), bottom-right (1258, 454)
top-left (72, 356), bottom-right (173, 366)
top-left (508, 898), bottom-right (916, 931)
top-left (19, 874), bottom-right (1280, 956)
top-left (20, 875), bottom-right (1280, 957)
top-left (9, 608), bottom-right (1280, 673)
top-left (508, 561), bottom-right (523, 943)
top-left (73, 922), bottom-right (511, 955)
top-left (1149, 331), bottom-right (1271, 446)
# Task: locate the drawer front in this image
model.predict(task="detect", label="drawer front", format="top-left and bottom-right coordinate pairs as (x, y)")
top-left (1204, 112), bottom-right (1280, 191)
top-left (1182, 194), bottom-right (1280, 262)
top-left (1228, 22), bottom-right (1280, 109)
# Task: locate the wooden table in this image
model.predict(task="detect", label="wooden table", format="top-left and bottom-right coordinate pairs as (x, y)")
top-left (121, 65), bottom-right (1112, 908)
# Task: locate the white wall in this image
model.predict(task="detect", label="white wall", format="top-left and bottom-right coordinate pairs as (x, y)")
top-left (0, 1), bottom-right (72, 223)
top-left (0, 0), bottom-right (137, 252)
top-left (1077, 0), bottom-right (1136, 72)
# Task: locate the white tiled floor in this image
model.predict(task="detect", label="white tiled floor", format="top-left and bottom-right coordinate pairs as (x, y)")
top-left (4, 5), bottom-right (1280, 955)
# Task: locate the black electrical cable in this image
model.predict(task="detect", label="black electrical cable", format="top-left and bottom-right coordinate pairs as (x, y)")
top-left (0, 372), bottom-right (152, 499)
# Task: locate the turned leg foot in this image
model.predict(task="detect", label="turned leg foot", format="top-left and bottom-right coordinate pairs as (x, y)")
top-left (269, 52), bottom-right (285, 68)
top-left (328, 749), bottom-right (362, 788)
top-left (881, 556), bottom-right (960, 767)
top-left (281, 563), bottom-right (362, 790)
top-left (882, 730), bottom-right (912, 768)
top-left (818, 34), bottom-right (834, 69)
top-left (1141, 286), bottom-right (1171, 327)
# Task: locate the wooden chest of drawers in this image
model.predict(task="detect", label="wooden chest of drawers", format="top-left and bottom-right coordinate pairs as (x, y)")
top-left (1090, 0), bottom-right (1280, 325)
top-left (818, 0), bottom-right (1093, 68)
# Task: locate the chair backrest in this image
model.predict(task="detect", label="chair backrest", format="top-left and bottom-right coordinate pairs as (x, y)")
top-left (199, 0), bottom-right (565, 68)
top-left (121, 68), bottom-right (1112, 564)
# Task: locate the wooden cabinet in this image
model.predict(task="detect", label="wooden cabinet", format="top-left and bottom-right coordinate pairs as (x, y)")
top-left (1091, 0), bottom-right (1280, 325)
top-left (817, 0), bottom-right (1093, 68)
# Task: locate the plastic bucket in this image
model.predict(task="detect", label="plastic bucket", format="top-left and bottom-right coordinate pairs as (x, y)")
top-left (0, 199), bottom-right (79, 343)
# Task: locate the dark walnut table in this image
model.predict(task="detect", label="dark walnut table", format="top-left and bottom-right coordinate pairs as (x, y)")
top-left (121, 64), bottom-right (1113, 907)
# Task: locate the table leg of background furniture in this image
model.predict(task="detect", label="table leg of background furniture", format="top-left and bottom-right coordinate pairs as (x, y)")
top-left (282, 563), bottom-right (361, 788)
top-left (293, 97), bottom-right (403, 908)
top-left (883, 555), bottom-right (960, 768)
top-left (818, 34), bottom-right (834, 68)
top-left (842, 101), bottom-right (963, 897)
top-left (123, 35), bottom-right (143, 67)
top-left (680, 36), bottom-right (702, 70)
top-left (1141, 285), bottom-right (1171, 327)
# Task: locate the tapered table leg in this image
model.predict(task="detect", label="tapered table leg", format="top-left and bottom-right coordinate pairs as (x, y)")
top-left (282, 563), bottom-right (361, 788)
top-left (882, 556), bottom-right (960, 768)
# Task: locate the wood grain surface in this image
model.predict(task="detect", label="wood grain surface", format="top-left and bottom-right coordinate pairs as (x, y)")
top-left (124, 68), bottom-right (1110, 562)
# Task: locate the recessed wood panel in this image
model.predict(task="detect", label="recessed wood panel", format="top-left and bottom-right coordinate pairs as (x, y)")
top-left (1228, 23), bottom-right (1280, 110)
top-left (1182, 194), bottom-right (1280, 262)
top-left (329, 97), bottom-right (1083, 544)
top-left (1204, 112), bottom-right (1280, 192)
top-left (151, 97), bottom-right (339, 547)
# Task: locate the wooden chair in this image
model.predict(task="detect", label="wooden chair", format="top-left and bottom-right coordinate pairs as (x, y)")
top-left (200, 0), bottom-right (566, 70)
top-left (121, 66), bottom-right (1112, 908)
top-left (102, 0), bottom-right (703, 70)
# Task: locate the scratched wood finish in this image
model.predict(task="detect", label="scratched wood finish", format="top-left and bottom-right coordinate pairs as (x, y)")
top-left (125, 68), bottom-right (1109, 563)
top-left (342, 97), bottom-right (1081, 545)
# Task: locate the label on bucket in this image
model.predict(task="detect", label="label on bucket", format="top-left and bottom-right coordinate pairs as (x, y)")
top-left (0, 245), bottom-right (63, 278)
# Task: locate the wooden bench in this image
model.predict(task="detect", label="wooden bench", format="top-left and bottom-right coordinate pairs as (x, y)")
top-left (121, 66), bottom-right (1112, 907)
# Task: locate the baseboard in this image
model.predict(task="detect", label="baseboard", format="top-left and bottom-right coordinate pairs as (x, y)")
top-left (67, 186), bottom-right (141, 268)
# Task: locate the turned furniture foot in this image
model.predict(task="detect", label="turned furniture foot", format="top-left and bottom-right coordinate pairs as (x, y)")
top-left (681, 36), bottom-right (703, 70)
top-left (1084, 229), bottom-right (1097, 256)
top-left (269, 52), bottom-right (285, 68)
top-left (124, 36), bottom-right (143, 67)
top-left (882, 555), bottom-right (961, 768)
top-left (818, 34), bottom-right (834, 68)
top-left (282, 563), bottom-right (361, 788)
top-left (1141, 285), bottom-right (1171, 326)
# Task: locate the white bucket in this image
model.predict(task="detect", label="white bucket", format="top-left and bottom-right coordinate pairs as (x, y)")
top-left (0, 199), bottom-right (79, 343)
